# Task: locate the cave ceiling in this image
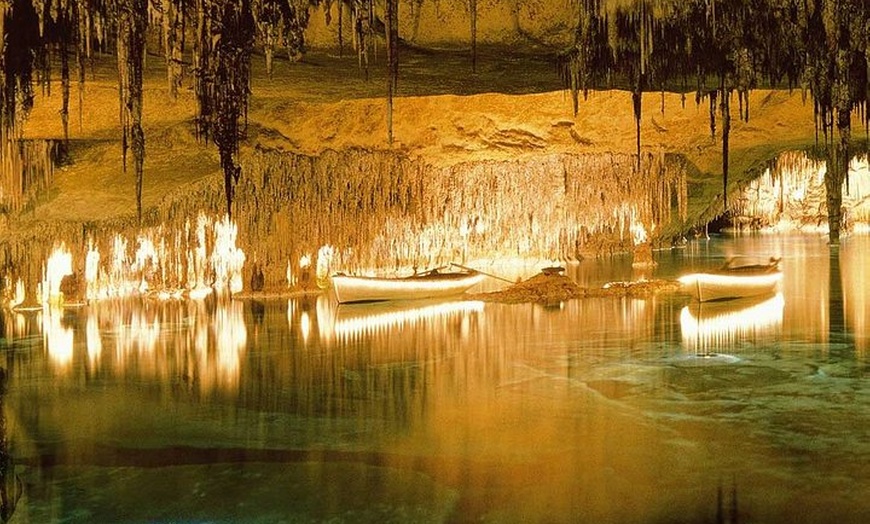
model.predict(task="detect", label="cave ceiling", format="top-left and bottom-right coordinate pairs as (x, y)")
top-left (0, 0), bottom-right (867, 219)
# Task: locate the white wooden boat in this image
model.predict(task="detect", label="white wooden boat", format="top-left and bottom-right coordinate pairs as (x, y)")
top-left (678, 258), bottom-right (782, 302)
top-left (330, 268), bottom-right (485, 304)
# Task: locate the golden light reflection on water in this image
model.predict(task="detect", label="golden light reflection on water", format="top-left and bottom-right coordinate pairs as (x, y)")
top-left (764, 234), bottom-right (870, 352)
top-left (86, 311), bottom-right (102, 362)
top-left (680, 293), bottom-right (784, 353)
top-left (44, 306), bottom-right (74, 368)
top-left (7, 234), bottom-right (867, 522)
top-left (320, 300), bottom-right (485, 343)
top-left (6, 232), bottom-right (868, 396)
top-left (841, 237), bottom-right (870, 353)
top-left (210, 300), bottom-right (247, 391)
top-left (21, 299), bottom-right (247, 396)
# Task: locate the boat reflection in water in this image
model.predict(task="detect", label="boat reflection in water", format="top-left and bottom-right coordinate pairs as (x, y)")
top-left (318, 298), bottom-right (485, 343)
top-left (680, 292), bottom-right (785, 356)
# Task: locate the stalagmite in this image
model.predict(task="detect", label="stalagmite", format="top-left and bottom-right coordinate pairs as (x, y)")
top-left (727, 151), bottom-right (870, 233)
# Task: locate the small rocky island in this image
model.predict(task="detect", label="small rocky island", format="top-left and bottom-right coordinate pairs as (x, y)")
top-left (469, 269), bottom-right (683, 305)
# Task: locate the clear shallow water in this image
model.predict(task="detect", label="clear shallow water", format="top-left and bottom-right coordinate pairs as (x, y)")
top-left (1, 234), bottom-right (868, 523)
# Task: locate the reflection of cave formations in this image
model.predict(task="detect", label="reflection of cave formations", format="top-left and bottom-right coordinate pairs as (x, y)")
top-left (5, 241), bottom-right (868, 411)
top-left (840, 237), bottom-right (870, 354)
top-left (23, 299), bottom-right (248, 397)
top-left (5, 292), bottom-right (670, 419)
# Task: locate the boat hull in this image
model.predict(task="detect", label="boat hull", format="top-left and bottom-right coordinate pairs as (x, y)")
top-left (331, 272), bottom-right (485, 304)
top-left (678, 270), bottom-right (782, 302)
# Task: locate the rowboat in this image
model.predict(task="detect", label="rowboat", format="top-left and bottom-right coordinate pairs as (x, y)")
top-left (678, 258), bottom-right (782, 302)
top-left (330, 267), bottom-right (485, 304)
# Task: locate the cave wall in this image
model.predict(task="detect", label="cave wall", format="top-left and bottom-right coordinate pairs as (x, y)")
top-left (0, 146), bottom-right (687, 299)
top-left (7, 144), bottom-right (870, 301)
top-left (229, 147), bottom-right (686, 289)
top-left (729, 152), bottom-right (870, 233)
top-left (0, 139), bottom-right (63, 215)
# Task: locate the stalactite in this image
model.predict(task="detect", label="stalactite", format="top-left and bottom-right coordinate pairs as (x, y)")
top-left (193, 0), bottom-right (211, 140)
top-left (554, 0), bottom-right (865, 233)
top-left (60, 40), bottom-right (70, 144)
top-left (385, 0), bottom-right (398, 145)
top-left (337, 0), bottom-right (343, 56)
top-left (351, 0), bottom-right (374, 80)
top-left (0, 139), bottom-right (61, 213)
top-left (227, 148), bottom-right (688, 277)
top-left (721, 86), bottom-right (731, 211)
top-left (708, 89), bottom-right (716, 138)
top-left (161, 0), bottom-right (184, 98)
top-left (469, 0), bottom-right (477, 73)
top-left (660, 85), bottom-right (664, 114)
top-left (76, 16), bottom-right (86, 131)
top-left (116, 0), bottom-right (148, 222)
top-left (0, 0), bottom-right (867, 282)
top-left (252, 0), bottom-right (280, 76)
top-left (633, 78), bottom-right (642, 174)
top-left (0, 2), bottom-right (7, 147)
top-left (196, 0), bottom-right (254, 217)
top-left (559, 0), bottom-right (606, 116)
top-left (281, 0), bottom-right (310, 62)
top-left (633, 1), bottom-right (648, 176)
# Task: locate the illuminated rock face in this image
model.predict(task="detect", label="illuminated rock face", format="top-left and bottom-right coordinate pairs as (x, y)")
top-left (5, 146), bottom-right (869, 304)
top-left (729, 152), bottom-right (870, 233)
top-left (232, 147), bottom-right (687, 285)
top-left (0, 147), bottom-right (686, 302)
top-left (0, 139), bottom-right (62, 214)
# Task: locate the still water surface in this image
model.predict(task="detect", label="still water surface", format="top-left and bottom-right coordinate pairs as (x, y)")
top-left (1, 234), bottom-right (868, 523)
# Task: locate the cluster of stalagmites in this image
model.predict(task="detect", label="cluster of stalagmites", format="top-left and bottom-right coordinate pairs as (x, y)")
top-left (231, 147), bottom-right (687, 286)
top-left (0, 146), bottom-right (688, 301)
top-left (0, 139), bottom-right (62, 214)
top-left (727, 151), bottom-right (870, 232)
